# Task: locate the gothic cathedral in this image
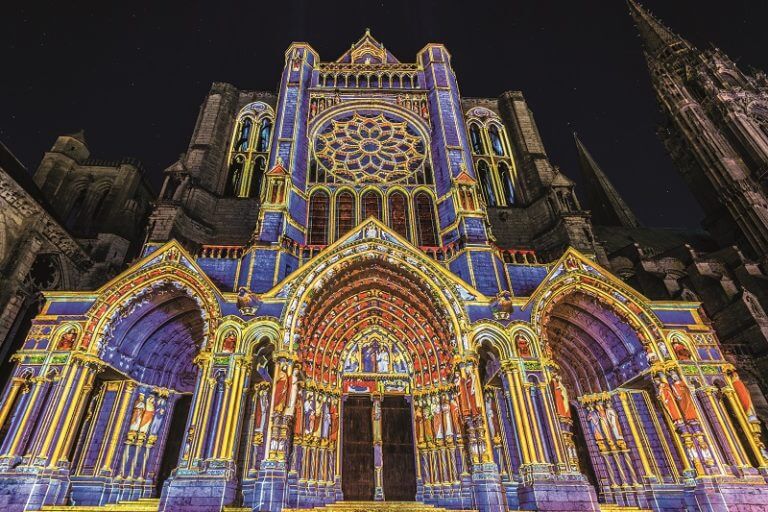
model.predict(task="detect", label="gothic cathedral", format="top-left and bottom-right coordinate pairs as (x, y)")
top-left (1, 5), bottom-right (768, 512)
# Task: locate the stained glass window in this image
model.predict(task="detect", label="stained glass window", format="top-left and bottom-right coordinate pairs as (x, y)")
top-left (389, 191), bottom-right (410, 240)
top-left (315, 112), bottom-right (426, 184)
top-left (477, 160), bottom-right (497, 207)
top-left (361, 190), bottom-right (382, 221)
top-left (335, 191), bottom-right (356, 239)
top-left (257, 118), bottom-right (272, 152)
top-left (308, 190), bottom-right (330, 245)
top-left (489, 124), bottom-right (505, 156)
top-left (249, 157), bottom-right (266, 198)
top-left (498, 162), bottom-right (515, 205)
top-left (235, 118), bottom-right (252, 152)
top-left (414, 192), bottom-right (437, 246)
top-left (469, 123), bottom-right (484, 155)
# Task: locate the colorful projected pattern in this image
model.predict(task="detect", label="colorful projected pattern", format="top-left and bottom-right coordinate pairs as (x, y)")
top-left (314, 112), bottom-right (425, 184)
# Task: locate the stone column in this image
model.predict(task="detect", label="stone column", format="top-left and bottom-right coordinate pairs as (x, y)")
top-left (372, 393), bottom-right (384, 501)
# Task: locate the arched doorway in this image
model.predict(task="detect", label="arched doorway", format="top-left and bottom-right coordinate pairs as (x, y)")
top-left (287, 255), bottom-right (471, 508)
top-left (539, 289), bottom-right (670, 509)
top-left (68, 282), bottom-right (208, 505)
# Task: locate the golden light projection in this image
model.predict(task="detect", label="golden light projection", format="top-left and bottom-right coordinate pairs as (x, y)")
top-left (314, 112), bottom-right (426, 184)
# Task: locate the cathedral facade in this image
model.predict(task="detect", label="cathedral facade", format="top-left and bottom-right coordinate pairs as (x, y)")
top-left (1, 6), bottom-right (768, 512)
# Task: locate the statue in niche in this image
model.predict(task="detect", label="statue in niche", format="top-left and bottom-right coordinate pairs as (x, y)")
top-left (657, 341), bottom-right (670, 360)
top-left (414, 401), bottom-right (425, 443)
top-left (182, 426), bottom-right (195, 460)
top-left (376, 348), bottom-right (390, 373)
top-left (671, 371), bottom-right (698, 422)
top-left (322, 399), bottom-right (332, 438)
top-left (138, 395), bottom-right (156, 435)
top-left (655, 374), bottom-right (683, 424)
top-left (671, 338), bottom-right (692, 360)
top-left (129, 393), bottom-right (146, 432)
top-left (604, 402), bottom-right (623, 441)
top-left (273, 363), bottom-right (290, 413)
top-left (450, 392), bottom-right (462, 433)
top-left (441, 394), bottom-right (453, 437)
top-left (149, 398), bottom-right (166, 437)
top-left (362, 343), bottom-right (377, 373)
top-left (550, 375), bottom-right (571, 419)
top-left (221, 331), bottom-right (237, 353)
top-left (586, 406), bottom-right (604, 441)
top-left (516, 333), bottom-right (532, 358)
top-left (431, 395), bottom-right (443, 440)
top-left (56, 328), bottom-right (78, 350)
top-left (485, 393), bottom-right (499, 439)
top-left (304, 392), bottom-right (316, 434)
top-left (729, 370), bottom-right (757, 421)
top-left (254, 387), bottom-right (269, 432)
top-left (313, 396), bottom-right (323, 436)
top-left (329, 400), bottom-right (339, 442)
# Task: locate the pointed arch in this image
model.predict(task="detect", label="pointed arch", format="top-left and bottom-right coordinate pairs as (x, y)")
top-left (308, 189), bottom-right (331, 245)
top-left (414, 191), bottom-right (438, 246)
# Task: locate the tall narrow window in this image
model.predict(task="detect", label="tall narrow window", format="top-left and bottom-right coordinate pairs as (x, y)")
top-left (235, 118), bottom-right (252, 151)
top-left (66, 188), bottom-right (87, 231)
top-left (477, 160), bottom-right (497, 207)
top-left (489, 124), bottom-right (505, 156)
top-left (256, 118), bottom-right (272, 152)
top-left (469, 123), bottom-right (484, 155)
top-left (249, 157), bottom-right (266, 198)
top-left (227, 156), bottom-right (245, 196)
top-left (498, 162), bottom-right (515, 205)
top-left (335, 191), bottom-right (356, 239)
top-left (389, 191), bottom-right (410, 240)
top-left (361, 190), bottom-right (382, 221)
top-left (308, 190), bottom-right (330, 245)
top-left (414, 192), bottom-right (438, 246)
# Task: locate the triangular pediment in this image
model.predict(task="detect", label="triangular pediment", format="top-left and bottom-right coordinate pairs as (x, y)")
top-left (336, 29), bottom-right (400, 64)
top-left (524, 246), bottom-right (652, 308)
top-left (264, 217), bottom-right (484, 302)
top-left (95, 240), bottom-right (222, 298)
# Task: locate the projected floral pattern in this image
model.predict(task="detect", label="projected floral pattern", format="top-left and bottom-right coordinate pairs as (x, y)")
top-left (314, 112), bottom-right (426, 184)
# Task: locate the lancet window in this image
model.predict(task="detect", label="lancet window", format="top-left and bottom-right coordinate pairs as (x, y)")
top-left (388, 190), bottom-right (410, 240)
top-left (335, 190), bottom-right (356, 239)
top-left (414, 191), bottom-right (438, 246)
top-left (308, 190), bottom-right (330, 245)
top-left (464, 107), bottom-right (518, 206)
top-left (227, 102), bottom-right (274, 198)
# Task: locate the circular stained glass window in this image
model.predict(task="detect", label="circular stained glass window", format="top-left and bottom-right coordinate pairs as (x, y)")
top-left (314, 112), bottom-right (426, 184)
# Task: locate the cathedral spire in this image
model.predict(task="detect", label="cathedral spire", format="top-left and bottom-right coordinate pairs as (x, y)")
top-left (574, 133), bottom-right (641, 228)
top-left (626, 0), bottom-right (691, 57)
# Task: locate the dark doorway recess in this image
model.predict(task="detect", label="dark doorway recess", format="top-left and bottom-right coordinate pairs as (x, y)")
top-left (155, 395), bottom-right (192, 495)
top-left (382, 395), bottom-right (416, 501)
top-left (342, 395), bottom-right (374, 500)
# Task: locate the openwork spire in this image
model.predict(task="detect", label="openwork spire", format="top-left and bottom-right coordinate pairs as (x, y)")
top-left (626, 0), bottom-right (691, 57)
top-left (574, 133), bottom-right (640, 228)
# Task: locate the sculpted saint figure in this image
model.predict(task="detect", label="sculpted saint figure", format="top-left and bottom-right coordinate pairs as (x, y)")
top-left (671, 339), bottom-right (692, 360)
top-left (221, 331), bottom-right (237, 353)
top-left (656, 375), bottom-right (683, 423)
top-left (516, 334), bottom-right (532, 358)
top-left (729, 371), bottom-right (757, 420)
top-left (129, 393), bottom-right (146, 432)
top-left (139, 395), bottom-right (156, 434)
top-left (551, 375), bottom-right (571, 419)
top-left (671, 372), bottom-right (697, 422)
top-left (273, 363), bottom-right (290, 413)
top-left (56, 328), bottom-right (78, 350)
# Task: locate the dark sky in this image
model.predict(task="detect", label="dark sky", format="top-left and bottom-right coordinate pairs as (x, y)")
top-left (2, 0), bottom-right (767, 229)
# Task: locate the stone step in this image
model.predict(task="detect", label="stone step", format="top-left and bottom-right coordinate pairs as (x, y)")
top-left (38, 498), bottom-right (160, 512)
top-left (284, 502), bottom-right (476, 512)
top-left (599, 506), bottom-right (652, 512)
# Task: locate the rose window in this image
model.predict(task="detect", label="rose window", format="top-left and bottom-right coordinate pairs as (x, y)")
top-left (314, 112), bottom-right (426, 184)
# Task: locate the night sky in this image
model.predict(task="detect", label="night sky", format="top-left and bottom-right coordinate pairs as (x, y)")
top-left (3, 0), bottom-right (767, 229)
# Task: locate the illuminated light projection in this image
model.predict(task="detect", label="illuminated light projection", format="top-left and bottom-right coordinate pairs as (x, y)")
top-left (0, 30), bottom-right (766, 512)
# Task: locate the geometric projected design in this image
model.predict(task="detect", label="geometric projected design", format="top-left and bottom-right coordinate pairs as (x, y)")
top-left (315, 112), bottom-right (426, 184)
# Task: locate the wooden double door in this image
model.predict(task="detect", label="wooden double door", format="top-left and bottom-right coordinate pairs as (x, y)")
top-left (341, 395), bottom-right (417, 501)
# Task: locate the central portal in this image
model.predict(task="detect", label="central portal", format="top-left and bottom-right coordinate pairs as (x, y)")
top-left (341, 394), bottom-right (417, 501)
